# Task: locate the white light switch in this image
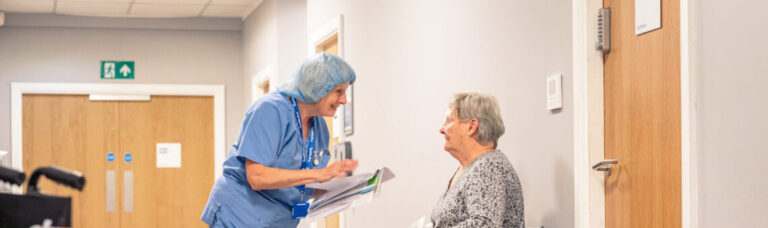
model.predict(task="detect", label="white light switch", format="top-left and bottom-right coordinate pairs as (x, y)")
top-left (547, 74), bottom-right (562, 110)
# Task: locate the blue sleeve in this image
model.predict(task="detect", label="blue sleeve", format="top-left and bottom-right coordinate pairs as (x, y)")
top-left (237, 102), bottom-right (284, 167)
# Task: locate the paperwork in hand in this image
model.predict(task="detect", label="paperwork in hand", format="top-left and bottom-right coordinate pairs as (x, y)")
top-left (302, 167), bottom-right (395, 222)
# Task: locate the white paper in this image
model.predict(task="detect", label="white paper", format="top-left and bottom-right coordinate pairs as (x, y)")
top-left (409, 216), bottom-right (434, 228)
top-left (303, 190), bottom-right (374, 223)
top-left (0, 150), bottom-right (8, 166)
top-left (156, 143), bottom-right (181, 168)
top-left (303, 199), bottom-right (354, 223)
top-left (0, 150), bottom-right (10, 193)
top-left (306, 173), bottom-right (374, 190)
top-left (309, 173), bottom-right (373, 208)
top-left (636, 0), bottom-right (661, 35)
top-left (307, 167), bottom-right (396, 208)
top-left (378, 167), bottom-right (395, 182)
top-left (300, 167), bottom-right (395, 222)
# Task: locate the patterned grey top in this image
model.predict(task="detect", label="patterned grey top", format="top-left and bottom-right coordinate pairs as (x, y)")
top-left (430, 150), bottom-right (525, 228)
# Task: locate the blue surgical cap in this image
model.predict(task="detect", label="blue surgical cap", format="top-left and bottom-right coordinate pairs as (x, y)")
top-left (277, 53), bottom-right (356, 103)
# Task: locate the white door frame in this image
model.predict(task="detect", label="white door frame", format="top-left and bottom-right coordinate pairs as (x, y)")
top-left (305, 14), bottom-right (346, 228)
top-left (572, 0), bottom-right (607, 227)
top-left (571, 0), bottom-right (695, 227)
top-left (309, 14), bottom-right (346, 142)
top-left (308, 14), bottom-right (344, 58)
top-left (10, 83), bottom-right (226, 193)
top-left (252, 66), bottom-right (276, 103)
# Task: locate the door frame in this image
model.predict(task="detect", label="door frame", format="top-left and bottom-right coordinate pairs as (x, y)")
top-left (305, 14), bottom-right (346, 228)
top-left (571, 0), bottom-right (695, 228)
top-left (309, 14), bottom-right (346, 143)
top-left (252, 66), bottom-right (276, 103)
top-left (308, 14), bottom-right (344, 58)
top-left (10, 83), bottom-right (226, 194)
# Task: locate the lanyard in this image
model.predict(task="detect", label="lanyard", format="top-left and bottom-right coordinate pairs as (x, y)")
top-left (289, 97), bottom-right (317, 201)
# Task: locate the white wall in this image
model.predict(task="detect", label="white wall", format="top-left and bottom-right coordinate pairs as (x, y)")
top-left (306, 0), bottom-right (574, 227)
top-left (243, 0), bottom-right (307, 106)
top-left (695, 0), bottom-right (768, 227)
top-left (276, 0), bottom-right (308, 87)
top-left (0, 14), bottom-right (245, 162)
top-left (243, 0), bottom-right (277, 102)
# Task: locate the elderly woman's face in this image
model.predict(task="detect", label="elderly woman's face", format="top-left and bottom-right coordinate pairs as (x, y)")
top-left (314, 82), bottom-right (350, 117)
top-left (439, 108), bottom-right (467, 153)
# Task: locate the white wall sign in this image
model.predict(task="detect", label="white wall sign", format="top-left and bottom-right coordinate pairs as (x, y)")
top-left (636, 0), bottom-right (661, 35)
top-left (547, 74), bottom-right (563, 110)
top-left (156, 143), bottom-right (182, 168)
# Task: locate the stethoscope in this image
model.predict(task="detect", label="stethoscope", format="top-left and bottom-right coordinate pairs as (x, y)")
top-left (289, 97), bottom-right (321, 167)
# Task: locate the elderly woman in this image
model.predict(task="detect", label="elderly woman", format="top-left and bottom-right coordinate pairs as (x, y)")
top-left (201, 53), bottom-right (359, 227)
top-left (431, 92), bottom-right (525, 227)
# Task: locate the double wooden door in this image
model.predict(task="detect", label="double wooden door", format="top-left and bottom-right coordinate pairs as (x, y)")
top-left (22, 94), bottom-right (214, 227)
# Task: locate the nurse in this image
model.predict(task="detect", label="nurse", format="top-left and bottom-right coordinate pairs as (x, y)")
top-left (201, 52), bottom-right (359, 227)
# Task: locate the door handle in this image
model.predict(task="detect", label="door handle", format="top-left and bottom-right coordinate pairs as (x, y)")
top-left (106, 170), bottom-right (115, 212)
top-left (592, 159), bottom-right (618, 176)
top-left (124, 170), bottom-right (133, 213)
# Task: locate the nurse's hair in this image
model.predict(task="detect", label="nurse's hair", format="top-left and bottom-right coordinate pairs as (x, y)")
top-left (277, 52), bottom-right (356, 103)
top-left (449, 92), bottom-right (505, 148)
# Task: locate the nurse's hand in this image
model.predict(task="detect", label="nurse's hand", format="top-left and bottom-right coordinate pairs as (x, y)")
top-left (318, 159), bottom-right (358, 182)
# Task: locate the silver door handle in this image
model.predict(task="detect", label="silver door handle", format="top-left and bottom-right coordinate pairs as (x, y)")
top-left (106, 170), bottom-right (116, 212)
top-left (592, 159), bottom-right (618, 176)
top-left (124, 170), bottom-right (133, 213)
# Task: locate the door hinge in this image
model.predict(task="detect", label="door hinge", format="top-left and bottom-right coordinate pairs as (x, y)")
top-left (596, 8), bottom-right (611, 53)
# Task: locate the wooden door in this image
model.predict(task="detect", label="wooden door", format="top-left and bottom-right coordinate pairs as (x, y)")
top-left (22, 95), bottom-right (120, 228)
top-left (603, 0), bottom-right (681, 227)
top-left (22, 94), bottom-right (214, 228)
top-left (118, 96), bottom-right (214, 228)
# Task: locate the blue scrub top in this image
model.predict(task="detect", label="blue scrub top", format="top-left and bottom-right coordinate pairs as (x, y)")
top-left (201, 91), bottom-right (331, 227)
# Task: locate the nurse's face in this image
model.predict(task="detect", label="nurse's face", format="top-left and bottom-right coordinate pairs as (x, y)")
top-left (314, 82), bottom-right (349, 117)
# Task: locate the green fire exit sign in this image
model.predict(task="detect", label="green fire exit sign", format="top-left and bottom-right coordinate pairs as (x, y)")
top-left (101, 61), bottom-right (134, 79)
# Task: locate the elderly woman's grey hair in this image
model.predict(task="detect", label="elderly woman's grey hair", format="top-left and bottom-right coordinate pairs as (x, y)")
top-left (450, 92), bottom-right (506, 148)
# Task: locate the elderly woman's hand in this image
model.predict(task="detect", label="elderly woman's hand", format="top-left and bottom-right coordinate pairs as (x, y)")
top-left (317, 159), bottom-right (358, 182)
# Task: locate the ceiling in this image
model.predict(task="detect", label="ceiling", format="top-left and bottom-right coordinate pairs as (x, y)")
top-left (0, 0), bottom-right (263, 19)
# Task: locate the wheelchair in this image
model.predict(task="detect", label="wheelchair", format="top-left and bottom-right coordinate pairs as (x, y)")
top-left (0, 166), bottom-right (86, 228)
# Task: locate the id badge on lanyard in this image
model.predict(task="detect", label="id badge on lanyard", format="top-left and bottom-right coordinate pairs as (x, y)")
top-left (289, 97), bottom-right (319, 219)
